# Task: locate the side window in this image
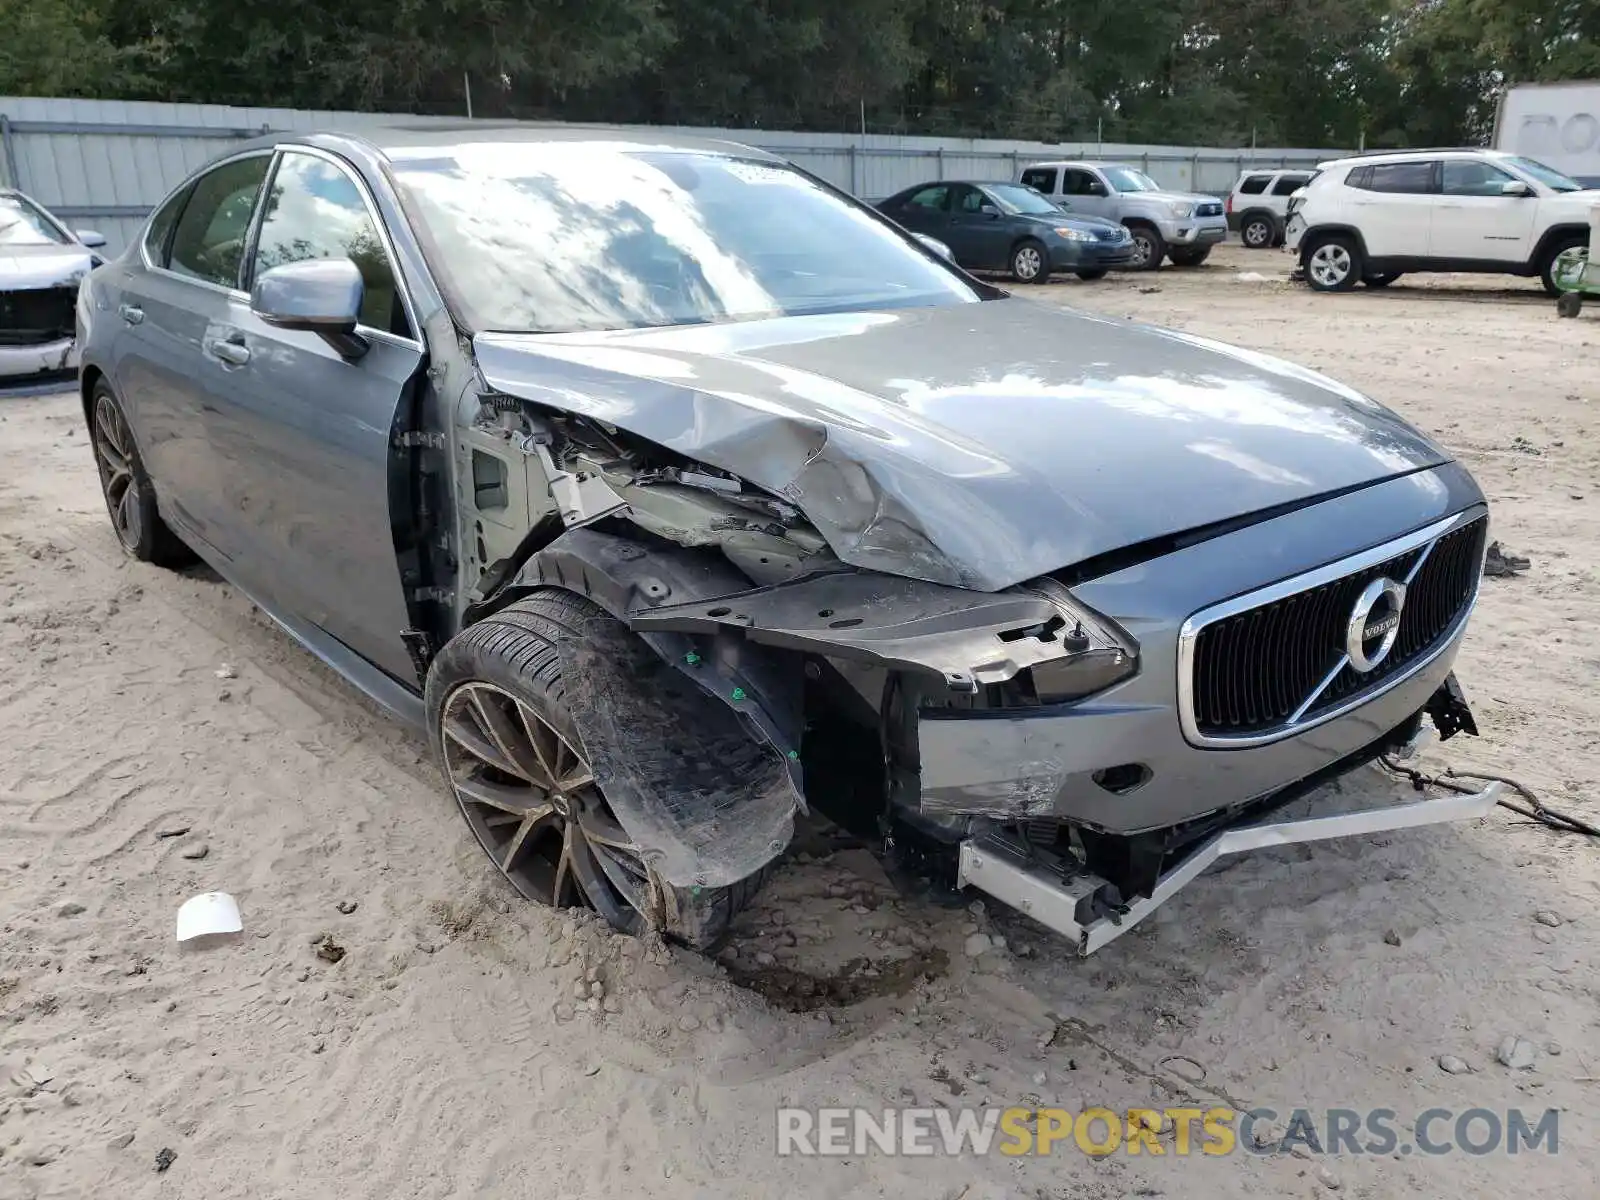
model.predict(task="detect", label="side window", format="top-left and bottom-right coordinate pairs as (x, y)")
top-left (1345, 165), bottom-right (1372, 189)
top-left (168, 156), bottom-right (271, 288)
top-left (1021, 168), bottom-right (1057, 194)
top-left (1238, 175), bottom-right (1271, 195)
top-left (1062, 169), bottom-right (1105, 196)
top-left (251, 151), bottom-right (411, 337)
top-left (1441, 159), bottom-right (1516, 197)
top-left (1271, 175), bottom-right (1308, 196)
top-left (142, 184), bottom-right (192, 267)
top-left (1364, 161), bottom-right (1436, 194)
top-left (905, 185), bottom-right (950, 212)
top-left (954, 186), bottom-right (986, 214)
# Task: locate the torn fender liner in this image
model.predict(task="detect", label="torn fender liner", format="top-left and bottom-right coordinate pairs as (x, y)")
top-left (557, 613), bottom-right (798, 889)
top-left (630, 569), bottom-right (1129, 692)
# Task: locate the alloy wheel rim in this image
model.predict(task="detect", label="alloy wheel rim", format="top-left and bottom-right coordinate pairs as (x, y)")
top-left (440, 680), bottom-right (653, 931)
top-left (1131, 234), bottom-right (1153, 266)
top-left (1244, 220), bottom-right (1270, 246)
top-left (92, 395), bottom-right (143, 551)
top-left (1015, 246), bottom-right (1042, 279)
top-left (1310, 244), bottom-right (1351, 287)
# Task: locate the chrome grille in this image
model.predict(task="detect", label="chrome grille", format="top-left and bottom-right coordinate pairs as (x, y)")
top-left (1179, 514), bottom-right (1488, 746)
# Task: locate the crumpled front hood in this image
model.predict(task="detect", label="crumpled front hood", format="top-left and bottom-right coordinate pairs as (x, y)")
top-left (473, 299), bottom-right (1449, 590)
top-left (0, 244), bottom-right (96, 291)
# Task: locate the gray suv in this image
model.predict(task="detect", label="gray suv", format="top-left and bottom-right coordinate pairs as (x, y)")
top-left (1021, 161), bottom-right (1228, 269)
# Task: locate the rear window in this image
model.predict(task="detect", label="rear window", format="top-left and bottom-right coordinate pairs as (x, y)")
top-left (1236, 175), bottom-right (1271, 195)
top-left (1271, 174), bottom-right (1309, 196)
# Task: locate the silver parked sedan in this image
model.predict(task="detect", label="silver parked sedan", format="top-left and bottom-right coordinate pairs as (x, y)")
top-left (77, 129), bottom-right (1496, 952)
top-left (2, 188), bottom-right (107, 381)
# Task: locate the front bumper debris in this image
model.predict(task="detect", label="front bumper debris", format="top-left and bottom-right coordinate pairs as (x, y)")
top-left (957, 772), bottom-right (1502, 954)
top-left (0, 335), bottom-right (77, 381)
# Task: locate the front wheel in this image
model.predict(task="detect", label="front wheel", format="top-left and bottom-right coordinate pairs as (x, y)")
top-left (1125, 224), bottom-right (1165, 271)
top-left (1010, 239), bottom-right (1050, 284)
top-left (425, 590), bottom-right (767, 950)
top-left (1075, 268), bottom-right (1108, 281)
top-left (1304, 237), bottom-right (1361, 292)
top-left (1546, 243), bottom-right (1588, 298)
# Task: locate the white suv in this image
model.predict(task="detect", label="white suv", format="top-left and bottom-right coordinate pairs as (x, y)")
top-left (1285, 148), bottom-right (1597, 293)
top-left (1226, 169), bottom-right (1314, 249)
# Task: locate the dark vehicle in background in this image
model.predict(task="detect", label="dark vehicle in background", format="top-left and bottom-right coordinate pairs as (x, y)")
top-left (76, 129), bottom-right (1498, 957)
top-left (877, 180), bottom-right (1135, 282)
top-left (1, 188), bottom-right (107, 382)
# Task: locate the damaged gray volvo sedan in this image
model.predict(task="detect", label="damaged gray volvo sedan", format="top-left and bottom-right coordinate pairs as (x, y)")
top-left (77, 128), bottom-right (1499, 951)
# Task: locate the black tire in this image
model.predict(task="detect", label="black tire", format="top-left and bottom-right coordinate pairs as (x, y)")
top-left (1009, 239), bottom-right (1050, 284)
top-left (87, 378), bottom-right (194, 567)
top-left (1362, 272), bottom-right (1401, 289)
top-left (1539, 233), bottom-right (1588, 298)
top-left (1240, 214), bottom-right (1276, 250)
top-left (1125, 223), bottom-right (1165, 271)
top-left (1167, 246), bottom-right (1211, 267)
top-left (1557, 291), bottom-right (1583, 319)
top-left (1074, 268), bottom-right (1108, 281)
top-left (425, 590), bottom-right (768, 950)
top-left (1303, 235), bottom-right (1361, 292)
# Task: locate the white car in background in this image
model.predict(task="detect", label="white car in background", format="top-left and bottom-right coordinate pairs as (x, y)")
top-left (1285, 148), bottom-right (1598, 293)
top-left (1226, 168), bottom-right (1314, 248)
top-left (0, 188), bottom-right (106, 381)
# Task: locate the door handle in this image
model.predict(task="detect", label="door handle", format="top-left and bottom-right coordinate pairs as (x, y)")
top-left (118, 304), bottom-right (144, 326)
top-left (206, 338), bottom-right (251, 366)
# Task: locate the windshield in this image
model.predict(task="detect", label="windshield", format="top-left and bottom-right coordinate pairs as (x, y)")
top-left (392, 145), bottom-right (981, 334)
top-left (1103, 167), bottom-right (1162, 193)
top-left (1505, 156), bottom-right (1583, 193)
top-left (985, 184), bottom-right (1061, 215)
top-left (0, 195), bottom-right (69, 246)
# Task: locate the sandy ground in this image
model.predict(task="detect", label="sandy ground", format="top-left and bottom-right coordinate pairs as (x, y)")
top-left (2, 242), bottom-right (1598, 1199)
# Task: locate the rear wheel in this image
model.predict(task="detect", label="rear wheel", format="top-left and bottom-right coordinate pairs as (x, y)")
top-left (1010, 239), bottom-right (1050, 284)
top-left (1167, 246), bottom-right (1211, 267)
top-left (1125, 223), bottom-right (1165, 271)
top-left (1304, 236), bottom-right (1361, 292)
top-left (1074, 268), bottom-right (1108, 281)
top-left (1240, 214), bottom-right (1276, 249)
top-left (425, 591), bottom-right (767, 950)
top-left (88, 380), bottom-right (193, 567)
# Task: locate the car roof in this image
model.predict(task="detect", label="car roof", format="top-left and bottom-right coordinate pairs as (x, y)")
top-left (1318, 148), bottom-right (1511, 169)
top-left (262, 124), bottom-right (783, 165)
top-left (1023, 160), bottom-right (1130, 169)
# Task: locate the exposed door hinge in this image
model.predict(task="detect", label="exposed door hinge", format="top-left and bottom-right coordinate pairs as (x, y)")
top-left (400, 629), bottom-right (438, 686)
top-left (410, 586), bottom-right (454, 604)
top-left (396, 431), bottom-right (448, 450)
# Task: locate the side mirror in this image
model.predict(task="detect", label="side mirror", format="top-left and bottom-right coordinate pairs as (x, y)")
top-left (912, 232), bottom-right (955, 261)
top-left (75, 229), bottom-right (107, 248)
top-left (1086, 182), bottom-right (1108, 196)
top-left (979, 203), bottom-right (1000, 218)
top-left (1500, 179), bottom-right (1532, 197)
top-left (251, 258), bottom-right (368, 358)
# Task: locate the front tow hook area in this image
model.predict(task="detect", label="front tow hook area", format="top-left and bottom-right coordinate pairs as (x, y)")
top-left (957, 778), bottom-right (1503, 955)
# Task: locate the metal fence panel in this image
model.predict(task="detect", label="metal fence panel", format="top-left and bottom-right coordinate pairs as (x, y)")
top-left (0, 96), bottom-right (1350, 254)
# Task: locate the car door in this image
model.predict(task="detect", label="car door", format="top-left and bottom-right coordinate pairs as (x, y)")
top-left (1059, 168), bottom-right (1114, 219)
top-left (195, 147), bottom-right (425, 683)
top-left (1343, 160), bottom-right (1437, 259)
top-left (1430, 159), bottom-right (1538, 263)
top-left (944, 185), bottom-right (1012, 269)
top-left (890, 184), bottom-right (953, 240)
top-left (110, 153), bottom-right (272, 552)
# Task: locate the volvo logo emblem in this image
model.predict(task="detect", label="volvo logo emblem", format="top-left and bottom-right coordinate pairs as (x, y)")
top-left (1346, 577), bottom-right (1406, 673)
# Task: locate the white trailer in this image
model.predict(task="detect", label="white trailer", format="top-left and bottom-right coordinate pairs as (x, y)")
top-left (1494, 81), bottom-right (1600, 187)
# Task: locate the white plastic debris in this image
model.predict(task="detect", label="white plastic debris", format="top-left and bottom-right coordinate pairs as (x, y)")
top-left (175, 892), bottom-right (242, 942)
top-left (214, 663), bottom-right (237, 680)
